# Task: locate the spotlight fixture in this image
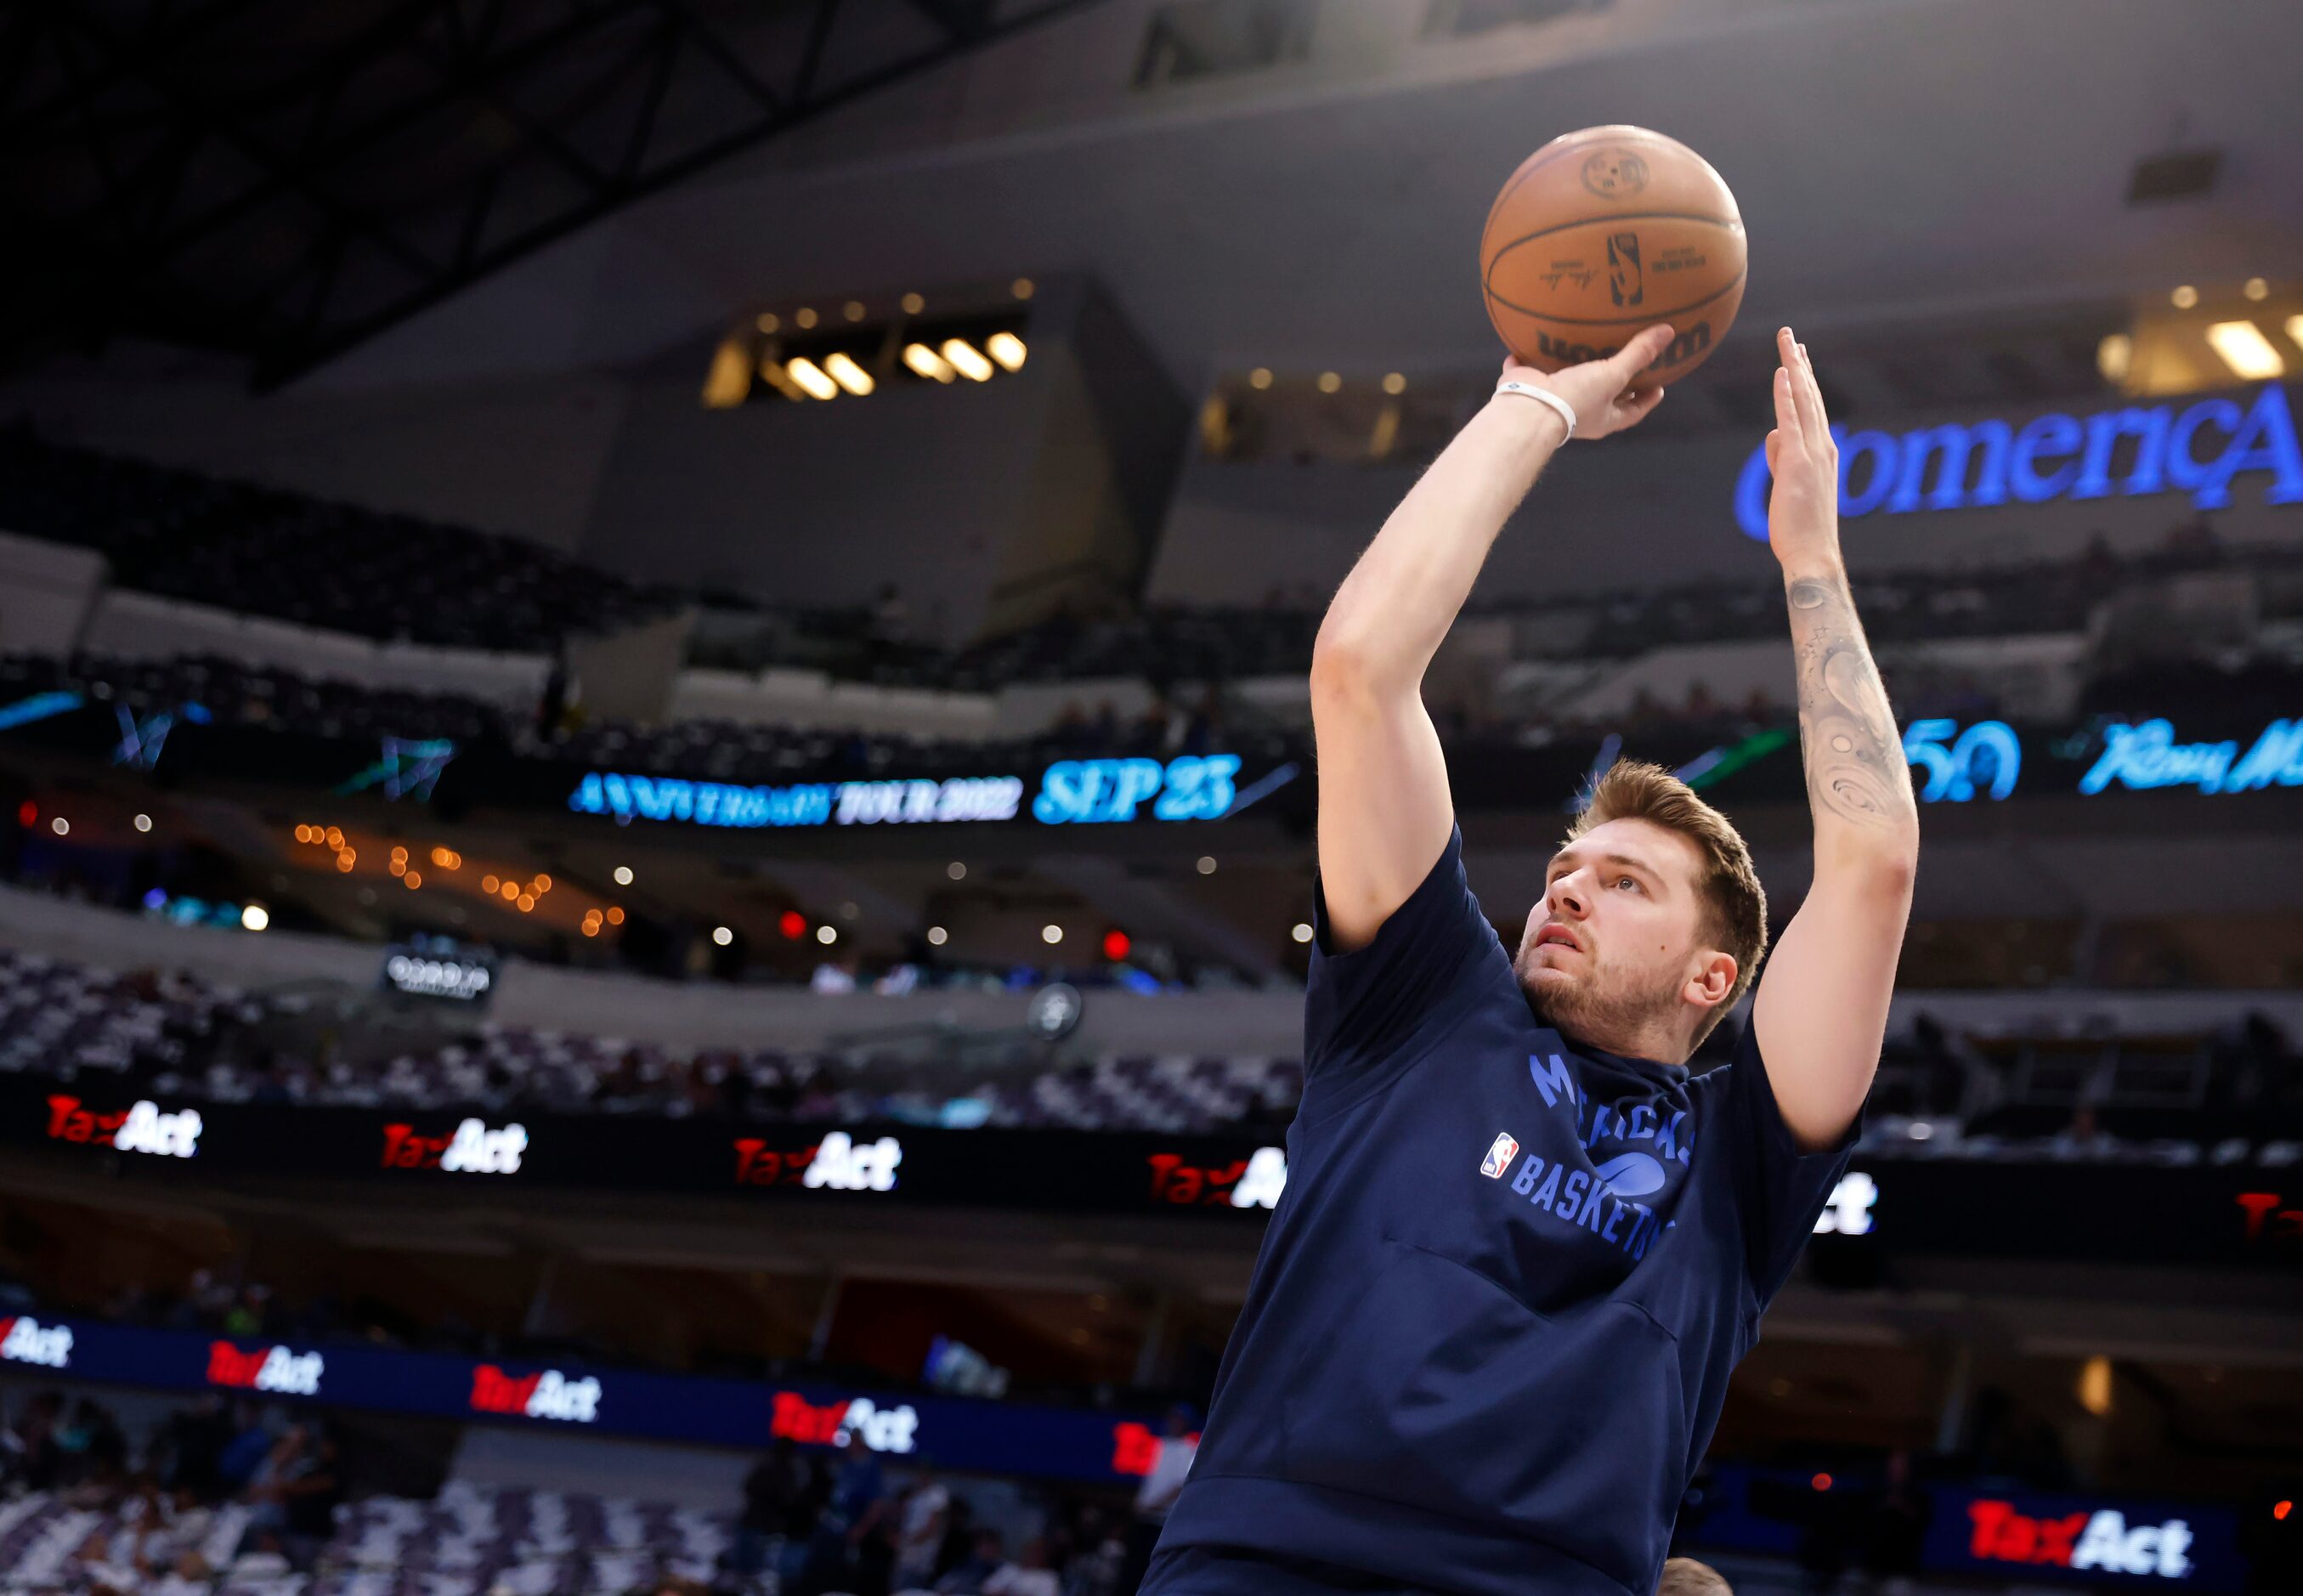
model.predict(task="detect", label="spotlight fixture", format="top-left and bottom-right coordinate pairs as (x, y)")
top-left (986, 332), bottom-right (1027, 371)
top-left (904, 342), bottom-right (956, 383)
top-left (2206, 320), bottom-right (2284, 380)
top-left (941, 339), bottom-right (994, 382)
top-left (784, 358), bottom-right (840, 400)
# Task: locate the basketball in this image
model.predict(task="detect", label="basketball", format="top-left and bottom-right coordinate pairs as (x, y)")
top-left (1480, 125), bottom-right (1746, 385)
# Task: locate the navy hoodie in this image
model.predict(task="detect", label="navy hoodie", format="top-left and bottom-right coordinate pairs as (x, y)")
top-left (1146, 825), bottom-right (1856, 1596)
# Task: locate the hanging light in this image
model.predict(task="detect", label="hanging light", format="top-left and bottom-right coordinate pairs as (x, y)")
top-left (941, 340), bottom-right (994, 382)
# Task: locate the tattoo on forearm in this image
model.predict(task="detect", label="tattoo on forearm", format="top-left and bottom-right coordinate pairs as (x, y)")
top-left (1786, 574), bottom-right (1913, 830)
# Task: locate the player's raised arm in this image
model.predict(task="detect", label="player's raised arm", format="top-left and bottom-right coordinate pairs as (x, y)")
top-left (1751, 326), bottom-right (1921, 1149)
top-left (1310, 325), bottom-right (1678, 950)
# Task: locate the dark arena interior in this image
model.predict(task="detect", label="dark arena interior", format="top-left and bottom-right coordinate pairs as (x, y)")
top-left (0, 2), bottom-right (2300, 1593)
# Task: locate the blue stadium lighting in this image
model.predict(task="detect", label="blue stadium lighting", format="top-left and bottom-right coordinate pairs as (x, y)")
top-left (0, 690), bottom-right (82, 732)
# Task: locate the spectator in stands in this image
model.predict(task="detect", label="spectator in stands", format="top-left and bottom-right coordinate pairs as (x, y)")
top-left (1052, 1503), bottom-right (1123, 1596)
top-left (215, 1401), bottom-right (280, 1497)
top-left (733, 1439), bottom-right (806, 1578)
top-left (1120, 1405), bottom-right (1197, 1590)
top-left (796, 1432), bottom-right (889, 1593)
top-left (160, 1395), bottom-right (234, 1501)
top-left (934, 1528), bottom-right (1007, 1593)
top-left (1859, 1447), bottom-right (1928, 1580)
top-left (983, 1537), bottom-right (1060, 1596)
top-left (2049, 1101), bottom-right (2117, 1161)
top-left (4, 1389), bottom-right (66, 1491)
top-left (237, 1421), bottom-right (340, 1565)
top-left (891, 1463), bottom-right (953, 1589)
top-left (56, 1395), bottom-right (130, 1502)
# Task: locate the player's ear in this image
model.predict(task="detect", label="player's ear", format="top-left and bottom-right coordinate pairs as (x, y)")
top-left (1684, 949), bottom-right (1736, 1010)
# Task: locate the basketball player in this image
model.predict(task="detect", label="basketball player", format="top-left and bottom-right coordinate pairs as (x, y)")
top-left (1140, 325), bottom-right (1919, 1596)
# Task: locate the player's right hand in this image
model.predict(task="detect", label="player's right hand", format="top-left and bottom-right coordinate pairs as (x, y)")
top-left (1500, 322), bottom-right (1675, 441)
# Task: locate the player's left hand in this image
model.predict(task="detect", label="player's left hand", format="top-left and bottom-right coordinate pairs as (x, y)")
top-left (1766, 325), bottom-right (1842, 572)
top-left (1500, 322), bottom-right (1675, 442)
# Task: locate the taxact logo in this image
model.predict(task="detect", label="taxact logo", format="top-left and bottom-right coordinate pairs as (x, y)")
top-left (382, 1118), bottom-right (527, 1174)
top-left (1813, 1171), bottom-right (1878, 1236)
top-left (208, 1342), bottom-right (324, 1396)
top-left (1111, 1420), bottom-right (1202, 1477)
top-left (1966, 1499), bottom-right (2193, 1578)
top-left (0, 1316), bottom-right (73, 1368)
top-left (1144, 1146), bottom-right (1287, 1209)
top-left (801, 1131), bottom-right (903, 1192)
top-left (470, 1365), bottom-right (600, 1423)
top-left (46, 1095), bottom-right (202, 1157)
top-left (770, 1391), bottom-right (919, 1452)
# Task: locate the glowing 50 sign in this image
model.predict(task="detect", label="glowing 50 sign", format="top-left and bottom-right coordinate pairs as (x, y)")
top-left (1902, 719), bottom-right (2021, 802)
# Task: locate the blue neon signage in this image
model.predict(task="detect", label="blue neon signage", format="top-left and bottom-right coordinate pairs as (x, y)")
top-left (1033, 754), bottom-right (1242, 824)
top-left (1903, 718), bottom-right (2021, 801)
top-left (2079, 717), bottom-right (2303, 795)
top-left (565, 755), bottom-right (1270, 830)
top-left (1737, 383), bottom-right (2303, 539)
top-left (568, 771), bottom-right (1024, 829)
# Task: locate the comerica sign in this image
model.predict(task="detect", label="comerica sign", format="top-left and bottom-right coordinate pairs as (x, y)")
top-left (1736, 382), bottom-right (2302, 538)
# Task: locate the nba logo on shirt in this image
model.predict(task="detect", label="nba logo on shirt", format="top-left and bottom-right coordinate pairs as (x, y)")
top-left (1479, 1132), bottom-right (1520, 1179)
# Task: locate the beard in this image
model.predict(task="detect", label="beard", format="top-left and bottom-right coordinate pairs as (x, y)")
top-left (1517, 949), bottom-right (1687, 1056)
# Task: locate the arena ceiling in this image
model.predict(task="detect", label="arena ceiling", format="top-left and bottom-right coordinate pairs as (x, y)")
top-left (6, 0), bottom-right (2298, 394)
top-left (0, 0), bottom-right (1102, 388)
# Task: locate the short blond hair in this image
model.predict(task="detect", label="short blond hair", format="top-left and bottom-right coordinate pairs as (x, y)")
top-left (1655, 1556), bottom-right (1734, 1596)
top-left (1569, 761), bottom-right (1768, 1044)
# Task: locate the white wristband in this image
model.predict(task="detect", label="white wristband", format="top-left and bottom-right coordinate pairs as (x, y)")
top-left (1495, 380), bottom-right (1576, 440)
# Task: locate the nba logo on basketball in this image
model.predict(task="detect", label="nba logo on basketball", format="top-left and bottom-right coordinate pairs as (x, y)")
top-left (1480, 1133), bottom-right (1521, 1179)
top-left (1607, 233), bottom-right (1644, 307)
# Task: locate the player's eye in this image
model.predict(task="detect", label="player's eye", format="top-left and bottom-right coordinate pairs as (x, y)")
top-left (1615, 875), bottom-right (1639, 891)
